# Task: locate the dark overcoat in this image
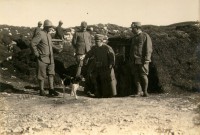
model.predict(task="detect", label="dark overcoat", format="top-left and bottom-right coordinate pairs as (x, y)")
top-left (85, 44), bottom-right (117, 97)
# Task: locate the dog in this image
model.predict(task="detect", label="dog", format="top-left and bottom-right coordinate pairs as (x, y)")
top-left (61, 74), bottom-right (83, 99)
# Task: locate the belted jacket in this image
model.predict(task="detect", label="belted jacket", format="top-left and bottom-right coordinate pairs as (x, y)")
top-left (130, 32), bottom-right (153, 64)
top-left (85, 44), bottom-right (115, 69)
top-left (72, 31), bottom-right (92, 55)
top-left (32, 27), bottom-right (42, 38)
top-left (31, 30), bottom-right (56, 64)
top-left (55, 26), bottom-right (64, 39)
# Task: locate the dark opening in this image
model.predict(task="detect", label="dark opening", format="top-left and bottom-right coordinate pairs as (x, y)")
top-left (108, 37), bottom-right (162, 96)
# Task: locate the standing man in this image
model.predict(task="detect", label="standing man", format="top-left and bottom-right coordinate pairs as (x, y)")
top-left (31, 19), bottom-right (61, 96)
top-left (32, 21), bottom-right (42, 38)
top-left (129, 22), bottom-right (153, 97)
top-left (55, 20), bottom-right (64, 40)
top-left (72, 21), bottom-right (92, 76)
top-left (84, 34), bottom-right (117, 98)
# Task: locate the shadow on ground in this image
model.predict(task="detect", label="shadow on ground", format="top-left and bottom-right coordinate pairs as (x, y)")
top-left (0, 82), bottom-right (37, 95)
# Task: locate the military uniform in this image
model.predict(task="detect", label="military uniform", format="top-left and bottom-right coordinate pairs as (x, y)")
top-left (130, 22), bottom-right (153, 96)
top-left (32, 21), bottom-right (42, 38)
top-left (32, 27), bottom-right (42, 38)
top-left (72, 22), bottom-right (92, 76)
top-left (55, 26), bottom-right (64, 39)
top-left (31, 20), bottom-right (60, 96)
top-left (85, 35), bottom-right (117, 98)
top-left (55, 21), bottom-right (64, 40)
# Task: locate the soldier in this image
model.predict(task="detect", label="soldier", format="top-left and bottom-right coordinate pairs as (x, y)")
top-left (129, 22), bottom-right (153, 97)
top-left (84, 34), bottom-right (117, 98)
top-left (32, 21), bottom-right (42, 38)
top-left (72, 21), bottom-right (92, 76)
top-left (55, 20), bottom-right (64, 40)
top-left (31, 19), bottom-right (62, 96)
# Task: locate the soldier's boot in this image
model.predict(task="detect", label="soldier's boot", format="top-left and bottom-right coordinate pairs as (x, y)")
top-left (135, 81), bottom-right (142, 96)
top-left (141, 75), bottom-right (149, 97)
top-left (94, 83), bottom-right (100, 98)
top-left (39, 80), bottom-right (46, 96)
top-left (48, 75), bottom-right (59, 96)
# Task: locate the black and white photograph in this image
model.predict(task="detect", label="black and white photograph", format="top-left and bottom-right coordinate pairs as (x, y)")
top-left (0, 0), bottom-right (200, 134)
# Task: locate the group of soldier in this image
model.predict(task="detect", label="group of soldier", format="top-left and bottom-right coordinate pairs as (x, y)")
top-left (31, 19), bottom-right (153, 98)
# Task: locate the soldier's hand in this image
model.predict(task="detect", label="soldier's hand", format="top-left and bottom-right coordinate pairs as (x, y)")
top-left (80, 55), bottom-right (85, 60)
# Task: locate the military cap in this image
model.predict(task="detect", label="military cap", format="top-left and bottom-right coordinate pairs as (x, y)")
top-left (131, 22), bottom-right (141, 28)
top-left (95, 34), bottom-right (104, 40)
top-left (59, 20), bottom-right (63, 24)
top-left (81, 21), bottom-right (87, 27)
top-left (43, 19), bottom-right (53, 27)
top-left (38, 21), bottom-right (42, 25)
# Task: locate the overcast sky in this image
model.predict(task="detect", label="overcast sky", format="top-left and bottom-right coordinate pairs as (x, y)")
top-left (0, 0), bottom-right (199, 28)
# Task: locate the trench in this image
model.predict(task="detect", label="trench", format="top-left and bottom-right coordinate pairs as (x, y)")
top-left (54, 37), bottom-right (163, 97)
top-left (108, 37), bottom-right (162, 96)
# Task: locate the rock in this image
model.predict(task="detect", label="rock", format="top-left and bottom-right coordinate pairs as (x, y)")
top-left (39, 123), bottom-right (48, 128)
top-left (12, 126), bottom-right (23, 133)
top-left (100, 128), bottom-right (107, 133)
top-left (37, 117), bottom-right (43, 122)
top-left (26, 127), bottom-right (34, 134)
top-left (32, 127), bottom-right (41, 132)
top-left (181, 108), bottom-right (188, 111)
top-left (63, 128), bottom-right (71, 132)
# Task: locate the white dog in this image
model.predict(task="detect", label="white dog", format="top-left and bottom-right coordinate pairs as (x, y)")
top-left (61, 75), bottom-right (83, 99)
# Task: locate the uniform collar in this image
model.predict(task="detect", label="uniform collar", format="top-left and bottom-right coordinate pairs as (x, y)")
top-left (136, 30), bottom-right (142, 35)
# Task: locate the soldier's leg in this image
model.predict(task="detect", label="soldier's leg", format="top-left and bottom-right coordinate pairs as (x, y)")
top-left (48, 75), bottom-right (59, 96)
top-left (38, 79), bottom-right (46, 96)
top-left (38, 79), bottom-right (44, 90)
top-left (94, 75), bottom-right (101, 98)
top-left (84, 59), bottom-right (95, 96)
top-left (76, 64), bottom-right (82, 76)
top-left (140, 63), bottom-right (149, 97)
top-left (48, 75), bottom-right (54, 90)
top-left (140, 75), bottom-right (148, 97)
top-left (134, 65), bottom-right (142, 95)
top-left (84, 73), bottom-right (95, 96)
top-left (76, 55), bottom-right (83, 77)
top-left (37, 59), bottom-right (47, 96)
top-left (135, 74), bottom-right (142, 95)
top-left (47, 63), bottom-right (59, 96)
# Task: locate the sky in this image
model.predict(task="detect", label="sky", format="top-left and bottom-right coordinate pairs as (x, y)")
top-left (0, 0), bottom-right (199, 28)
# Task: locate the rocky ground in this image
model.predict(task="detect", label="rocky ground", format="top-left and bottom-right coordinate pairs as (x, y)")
top-left (0, 68), bottom-right (200, 135)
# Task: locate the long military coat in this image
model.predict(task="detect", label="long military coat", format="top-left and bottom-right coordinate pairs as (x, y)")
top-left (85, 44), bottom-right (117, 97)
